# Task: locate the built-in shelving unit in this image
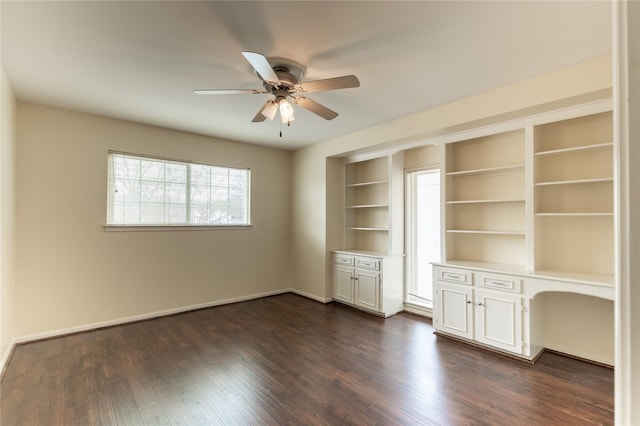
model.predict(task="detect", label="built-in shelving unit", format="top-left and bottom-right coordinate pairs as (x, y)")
top-left (343, 153), bottom-right (403, 255)
top-left (439, 102), bottom-right (614, 286)
top-left (432, 100), bottom-right (615, 364)
top-left (335, 153), bottom-right (405, 317)
top-left (533, 109), bottom-right (614, 280)
top-left (444, 129), bottom-right (526, 267)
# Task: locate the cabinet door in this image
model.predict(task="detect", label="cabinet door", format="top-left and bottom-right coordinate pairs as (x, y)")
top-left (354, 269), bottom-right (380, 312)
top-left (475, 288), bottom-right (523, 354)
top-left (435, 282), bottom-right (473, 339)
top-left (334, 265), bottom-right (355, 304)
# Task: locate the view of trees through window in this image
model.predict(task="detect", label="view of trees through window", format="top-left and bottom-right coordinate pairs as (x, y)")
top-left (107, 153), bottom-right (250, 226)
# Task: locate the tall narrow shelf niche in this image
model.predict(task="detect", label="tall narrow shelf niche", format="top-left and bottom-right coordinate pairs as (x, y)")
top-left (533, 109), bottom-right (614, 282)
top-left (344, 153), bottom-right (403, 255)
top-left (444, 129), bottom-right (526, 267)
top-left (335, 153), bottom-right (404, 317)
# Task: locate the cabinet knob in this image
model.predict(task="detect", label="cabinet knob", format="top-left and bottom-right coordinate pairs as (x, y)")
top-left (477, 302), bottom-right (484, 306)
top-left (467, 300), bottom-right (472, 304)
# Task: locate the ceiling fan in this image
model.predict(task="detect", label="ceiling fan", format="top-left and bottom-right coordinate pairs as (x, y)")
top-left (194, 51), bottom-right (360, 125)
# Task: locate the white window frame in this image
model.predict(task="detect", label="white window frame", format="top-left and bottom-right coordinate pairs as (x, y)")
top-left (105, 151), bottom-right (251, 231)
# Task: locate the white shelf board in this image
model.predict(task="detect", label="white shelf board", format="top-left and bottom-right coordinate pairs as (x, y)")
top-left (346, 227), bottom-right (389, 231)
top-left (345, 180), bottom-right (388, 188)
top-left (345, 204), bottom-right (388, 209)
top-left (535, 177), bottom-right (613, 186)
top-left (446, 164), bottom-right (525, 177)
top-left (535, 142), bottom-right (613, 158)
top-left (447, 229), bottom-right (526, 236)
top-left (532, 269), bottom-right (614, 287)
top-left (535, 212), bottom-right (614, 217)
top-left (446, 199), bottom-right (525, 205)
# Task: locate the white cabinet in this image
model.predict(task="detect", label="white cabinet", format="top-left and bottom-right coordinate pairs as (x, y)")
top-left (474, 288), bottom-right (523, 353)
top-left (435, 281), bottom-right (473, 340)
top-left (354, 268), bottom-right (380, 311)
top-left (334, 264), bottom-right (355, 304)
top-left (433, 265), bottom-right (533, 359)
top-left (332, 251), bottom-right (403, 317)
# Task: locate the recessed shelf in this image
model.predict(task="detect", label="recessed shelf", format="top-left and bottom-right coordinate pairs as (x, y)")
top-left (444, 129), bottom-right (526, 268)
top-left (446, 164), bottom-right (525, 177)
top-left (344, 153), bottom-right (404, 255)
top-left (535, 142), bottom-right (613, 158)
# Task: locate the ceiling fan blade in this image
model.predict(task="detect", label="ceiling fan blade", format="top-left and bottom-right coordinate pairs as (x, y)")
top-left (193, 89), bottom-right (265, 95)
top-left (295, 75), bottom-right (360, 93)
top-left (294, 97), bottom-right (339, 120)
top-left (251, 100), bottom-right (274, 122)
top-left (242, 51), bottom-right (279, 85)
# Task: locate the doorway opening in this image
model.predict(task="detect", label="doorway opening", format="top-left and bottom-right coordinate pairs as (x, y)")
top-left (405, 168), bottom-right (441, 311)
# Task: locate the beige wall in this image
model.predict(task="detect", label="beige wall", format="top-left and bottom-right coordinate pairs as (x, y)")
top-left (291, 55), bottom-right (614, 363)
top-left (540, 293), bottom-right (614, 364)
top-left (15, 103), bottom-right (291, 338)
top-left (404, 145), bottom-right (440, 170)
top-left (1, 68), bottom-right (17, 365)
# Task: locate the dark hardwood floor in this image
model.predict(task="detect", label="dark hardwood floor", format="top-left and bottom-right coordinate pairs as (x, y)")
top-left (1, 293), bottom-right (613, 425)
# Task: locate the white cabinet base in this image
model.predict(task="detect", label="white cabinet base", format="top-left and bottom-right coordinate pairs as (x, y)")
top-left (433, 264), bottom-right (539, 361)
top-left (332, 251), bottom-right (404, 317)
top-left (433, 262), bottom-right (613, 362)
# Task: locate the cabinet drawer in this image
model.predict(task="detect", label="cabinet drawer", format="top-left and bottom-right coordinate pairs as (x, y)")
top-left (477, 273), bottom-right (522, 293)
top-left (355, 257), bottom-right (380, 271)
top-left (436, 267), bottom-right (472, 285)
top-left (334, 254), bottom-right (354, 266)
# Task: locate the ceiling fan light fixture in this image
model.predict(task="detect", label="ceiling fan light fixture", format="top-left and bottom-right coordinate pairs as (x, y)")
top-left (279, 98), bottom-right (295, 124)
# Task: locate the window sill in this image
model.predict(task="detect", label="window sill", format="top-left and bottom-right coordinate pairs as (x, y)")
top-left (104, 224), bottom-right (253, 232)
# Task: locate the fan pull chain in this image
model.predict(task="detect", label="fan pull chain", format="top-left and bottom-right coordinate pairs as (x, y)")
top-left (279, 120), bottom-right (292, 138)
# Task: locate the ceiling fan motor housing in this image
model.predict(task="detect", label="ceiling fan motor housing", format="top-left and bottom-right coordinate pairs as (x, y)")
top-left (261, 58), bottom-right (306, 92)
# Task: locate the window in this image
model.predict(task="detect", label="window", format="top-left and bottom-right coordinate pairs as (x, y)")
top-left (107, 152), bottom-right (250, 227)
top-left (405, 168), bottom-right (441, 308)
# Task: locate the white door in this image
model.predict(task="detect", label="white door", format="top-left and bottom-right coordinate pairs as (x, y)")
top-left (475, 289), bottom-right (523, 354)
top-left (334, 265), bottom-right (355, 304)
top-left (435, 282), bottom-right (473, 339)
top-left (354, 269), bottom-right (380, 312)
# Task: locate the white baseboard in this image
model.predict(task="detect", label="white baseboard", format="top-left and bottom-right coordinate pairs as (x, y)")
top-left (289, 288), bottom-right (333, 304)
top-left (0, 341), bottom-right (16, 378)
top-left (13, 288), bottom-right (292, 345)
top-left (2, 289), bottom-right (332, 376)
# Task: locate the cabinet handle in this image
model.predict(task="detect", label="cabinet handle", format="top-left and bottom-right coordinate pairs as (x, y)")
top-left (477, 302), bottom-right (484, 306)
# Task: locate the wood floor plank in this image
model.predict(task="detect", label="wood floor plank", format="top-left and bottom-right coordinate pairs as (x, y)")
top-left (1, 294), bottom-right (614, 425)
top-left (107, 379), bottom-right (144, 426)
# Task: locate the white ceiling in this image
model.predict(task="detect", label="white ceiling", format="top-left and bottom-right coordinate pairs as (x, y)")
top-left (1, 1), bottom-right (611, 150)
